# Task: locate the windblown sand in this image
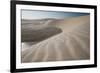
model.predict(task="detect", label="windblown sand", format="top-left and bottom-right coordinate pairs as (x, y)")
top-left (21, 15), bottom-right (90, 63)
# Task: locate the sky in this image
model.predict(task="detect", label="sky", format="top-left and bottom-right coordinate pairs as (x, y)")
top-left (21, 9), bottom-right (89, 19)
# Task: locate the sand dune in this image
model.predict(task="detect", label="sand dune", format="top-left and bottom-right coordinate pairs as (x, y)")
top-left (21, 19), bottom-right (62, 42)
top-left (21, 15), bottom-right (90, 63)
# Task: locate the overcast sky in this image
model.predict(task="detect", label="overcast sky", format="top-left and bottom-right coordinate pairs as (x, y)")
top-left (21, 10), bottom-right (89, 19)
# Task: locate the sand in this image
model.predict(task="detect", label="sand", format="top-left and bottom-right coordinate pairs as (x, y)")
top-left (21, 15), bottom-right (90, 63)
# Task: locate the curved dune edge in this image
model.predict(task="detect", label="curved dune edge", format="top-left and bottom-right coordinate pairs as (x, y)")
top-left (21, 15), bottom-right (90, 63)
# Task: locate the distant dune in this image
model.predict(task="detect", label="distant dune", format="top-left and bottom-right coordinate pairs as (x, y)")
top-left (21, 15), bottom-right (90, 63)
top-left (21, 18), bottom-right (62, 42)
